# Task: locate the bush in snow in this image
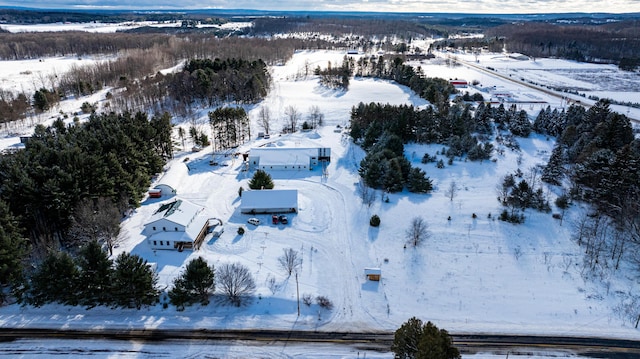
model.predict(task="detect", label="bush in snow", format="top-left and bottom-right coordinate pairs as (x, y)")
top-left (370, 214), bottom-right (381, 227)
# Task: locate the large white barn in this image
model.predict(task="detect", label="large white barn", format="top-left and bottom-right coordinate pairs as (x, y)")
top-left (143, 198), bottom-right (211, 251)
top-left (240, 189), bottom-right (298, 214)
top-left (247, 147), bottom-right (330, 171)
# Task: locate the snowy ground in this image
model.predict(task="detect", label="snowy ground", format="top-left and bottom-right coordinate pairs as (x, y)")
top-left (1, 49), bottom-right (639, 357)
top-left (0, 21), bottom-right (252, 33)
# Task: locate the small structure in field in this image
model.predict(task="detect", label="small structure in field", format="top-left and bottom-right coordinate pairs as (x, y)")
top-left (143, 198), bottom-right (211, 251)
top-left (364, 268), bottom-right (381, 281)
top-left (240, 189), bottom-right (298, 214)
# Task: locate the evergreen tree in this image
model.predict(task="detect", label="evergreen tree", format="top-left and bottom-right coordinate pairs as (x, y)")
top-left (248, 169), bottom-right (275, 190)
top-left (391, 317), bottom-right (461, 359)
top-left (407, 167), bottom-right (433, 193)
top-left (169, 257), bottom-right (215, 308)
top-left (111, 252), bottom-right (158, 309)
top-left (383, 158), bottom-right (405, 193)
top-left (542, 144), bottom-right (565, 185)
top-left (0, 200), bottom-right (28, 304)
top-left (76, 240), bottom-right (113, 307)
top-left (510, 110), bottom-right (532, 137)
top-left (27, 251), bottom-right (79, 306)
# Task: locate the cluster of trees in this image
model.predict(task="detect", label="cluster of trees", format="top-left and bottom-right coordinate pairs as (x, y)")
top-left (535, 100), bottom-right (639, 283)
top-left (168, 58), bottom-right (269, 108)
top-left (497, 171), bottom-right (550, 223)
top-left (353, 56), bottom-right (456, 108)
top-left (21, 241), bottom-right (158, 309)
top-left (169, 257), bottom-right (258, 309)
top-left (537, 100), bottom-right (638, 214)
top-left (358, 131), bottom-right (433, 193)
top-left (0, 112), bottom-right (172, 254)
top-left (208, 107), bottom-right (251, 151)
top-left (0, 90), bottom-right (29, 125)
top-left (314, 56), bottom-right (354, 90)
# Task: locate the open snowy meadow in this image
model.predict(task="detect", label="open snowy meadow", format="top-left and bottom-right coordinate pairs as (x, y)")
top-left (1, 44), bottom-right (639, 357)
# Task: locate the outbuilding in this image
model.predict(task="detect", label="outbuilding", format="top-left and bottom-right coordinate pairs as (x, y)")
top-left (364, 268), bottom-right (381, 281)
top-left (240, 189), bottom-right (298, 214)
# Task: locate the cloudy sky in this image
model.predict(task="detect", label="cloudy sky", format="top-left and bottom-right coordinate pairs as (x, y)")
top-left (0, 0), bottom-right (638, 14)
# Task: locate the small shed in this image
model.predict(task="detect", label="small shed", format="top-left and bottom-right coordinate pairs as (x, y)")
top-left (364, 268), bottom-right (381, 281)
top-left (240, 189), bottom-right (298, 214)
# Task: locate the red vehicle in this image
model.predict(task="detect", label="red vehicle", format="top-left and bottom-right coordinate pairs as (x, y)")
top-left (272, 215), bottom-right (279, 224)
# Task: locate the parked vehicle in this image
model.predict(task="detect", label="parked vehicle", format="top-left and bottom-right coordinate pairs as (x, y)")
top-left (272, 215), bottom-right (279, 224)
top-left (278, 215), bottom-right (288, 224)
top-left (247, 218), bottom-right (260, 226)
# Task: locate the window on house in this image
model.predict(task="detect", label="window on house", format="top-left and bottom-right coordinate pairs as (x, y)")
top-left (163, 227), bottom-right (166, 231)
top-left (160, 241), bottom-right (163, 245)
top-left (152, 226), bottom-right (156, 230)
top-left (153, 241), bottom-right (157, 246)
top-left (175, 227), bottom-right (178, 231)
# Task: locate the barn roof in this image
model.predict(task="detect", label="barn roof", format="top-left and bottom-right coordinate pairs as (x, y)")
top-left (240, 189), bottom-right (298, 211)
top-left (147, 198), bottom-right (204, 227)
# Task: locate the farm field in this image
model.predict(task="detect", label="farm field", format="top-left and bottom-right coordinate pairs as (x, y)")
top-left (1, 46), bottom-right (639, 358)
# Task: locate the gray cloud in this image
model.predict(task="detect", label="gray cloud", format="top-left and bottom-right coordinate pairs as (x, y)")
top-left (0, 0), bottom-right (637, 13)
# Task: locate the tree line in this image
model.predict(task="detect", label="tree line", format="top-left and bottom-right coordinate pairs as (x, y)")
top-left (0, 112), bottom-right (172, 254)
top-left (485, 21), bottom-right (640, 68)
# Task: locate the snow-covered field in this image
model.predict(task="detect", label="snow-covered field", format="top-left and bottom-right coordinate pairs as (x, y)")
top-left (0, 21), bottom-right (252, 33)
top-left (1, 48), bottom-right (639, 357)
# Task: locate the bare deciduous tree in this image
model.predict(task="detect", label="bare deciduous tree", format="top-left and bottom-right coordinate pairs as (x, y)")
top-left (258, 106), bottom-right (271, 135)
top-left (284, 105), bottom-right (300, 133)
top-left (67, 197), bottom-right (122, 255)
top-left (307, 105), bottom-right (324, 129)
top-left (356, 179), bottom-right (377, 208)
top-left (217, 262), bottom-right (256, 306)
top-left (445, 180), bottom-right (458, 202)
top-left (278, 248), bottom-right (302, 277)
top-left (405, 217), bottom-right (431, 247)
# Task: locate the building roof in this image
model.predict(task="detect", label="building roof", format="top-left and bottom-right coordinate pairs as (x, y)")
top-left (250, 147), bottom-right (319, 166)
top-left (147, 198), bottom-right (204, 227)
top-left (364, 268), bottom-right (381, 275)
top-left (240, 189), bottom-right (298, 211)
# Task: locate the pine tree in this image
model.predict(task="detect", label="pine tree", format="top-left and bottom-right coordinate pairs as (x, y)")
top-left (407, 167), bottom-right (433, 193)
top-left (0, 200), bottom-right (28, 304)
top-left (111, 253), bottom-right (158, 309)
top-left (248, 169), bottom-right (274, 190)
top-left (27, 251), bottom-right (79, 306)
top-left (76, 241), bottom-right (113, 307)
top-left (542, 144), bottom-right (565, 185)
top-left (169, 257), bottom-right (215, 308)
top-left (391, 317), bottom-right (461, 359)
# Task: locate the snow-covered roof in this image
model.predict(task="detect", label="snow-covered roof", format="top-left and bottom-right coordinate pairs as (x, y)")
top-left (249, 147), bottom-right (319, 166)
top-left (146, 198), bottom-right (204, 227)
top-left (364, 268), bottom-right (381, 275)
top-left (155, 162), bottom-right (189, 192)
top-left (240, 190), bottom-right (298, 211)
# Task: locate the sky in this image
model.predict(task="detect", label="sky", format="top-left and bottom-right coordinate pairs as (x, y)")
top-left (0, 0), bottom-right (639, 14)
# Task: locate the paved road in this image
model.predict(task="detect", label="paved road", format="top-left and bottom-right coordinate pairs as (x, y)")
top-left (1, 328), bottom-right (639, 357)
top-left (447, 53), bottom-right (640, 125)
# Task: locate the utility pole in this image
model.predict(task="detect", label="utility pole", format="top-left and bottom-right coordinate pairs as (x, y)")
top-left (296, 271), bottom-right (300, 316)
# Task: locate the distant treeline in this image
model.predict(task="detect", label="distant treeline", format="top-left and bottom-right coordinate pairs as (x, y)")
top-left (484, 21), bottom-right (640, 68)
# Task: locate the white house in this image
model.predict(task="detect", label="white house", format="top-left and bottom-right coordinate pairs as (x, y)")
top-left (143, 198), bottom-right (210, 251)
top-left (240, 189), bottom-right (298, 214)
top-left (247, 147), bottom-right (330, 171)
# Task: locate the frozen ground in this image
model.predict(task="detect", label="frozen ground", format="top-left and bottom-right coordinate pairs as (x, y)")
top-left (1, 49), bottom-right (639, 357)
